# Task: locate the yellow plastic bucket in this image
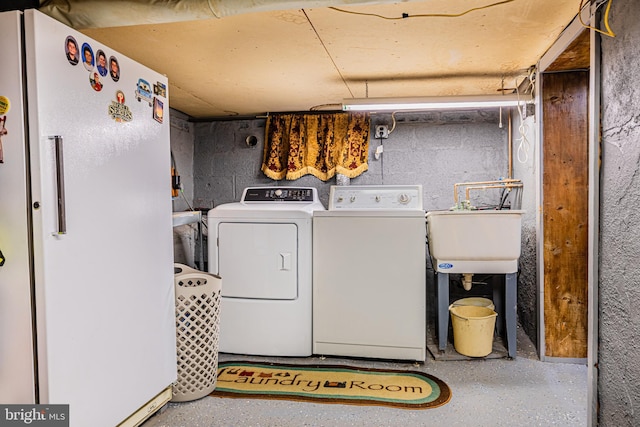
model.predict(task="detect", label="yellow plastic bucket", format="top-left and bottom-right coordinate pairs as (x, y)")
top-left (451, 297), bottom-right (495, 311)
top-left (449, 305), bottom-right (498, 357)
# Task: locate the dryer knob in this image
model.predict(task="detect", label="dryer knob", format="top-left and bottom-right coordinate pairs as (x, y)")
top-left (275, 189), bottom-right (283, 197)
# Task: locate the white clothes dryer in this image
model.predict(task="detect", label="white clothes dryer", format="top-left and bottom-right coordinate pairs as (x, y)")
top-left (207, 187), bottom-right (325, 356)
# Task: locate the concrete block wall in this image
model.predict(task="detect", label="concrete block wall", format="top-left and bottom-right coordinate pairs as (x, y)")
top-left (599, 0), bottom-right (640, 424)
top-left (193, 119), bottom-right (272, 208)
top-left (171, 110), bottom-right (195, 211)
top-left (193, 110), bottom-right (516, 211)
top-left (170, 110), bottom-right (198, 267)
top-left (512, 113), bottom-right (538, 347)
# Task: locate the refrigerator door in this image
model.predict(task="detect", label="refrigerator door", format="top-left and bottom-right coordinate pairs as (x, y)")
top-left (24, 10), bottom-right (176, 426)
top-left (0, 10), bottom-right (37, 404)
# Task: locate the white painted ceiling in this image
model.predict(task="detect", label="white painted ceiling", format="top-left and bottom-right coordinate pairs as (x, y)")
top-left (42, 0), bottom-right (582, 120)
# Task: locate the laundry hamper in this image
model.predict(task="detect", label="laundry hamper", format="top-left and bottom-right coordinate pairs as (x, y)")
top-left (172, 263), bottom-right (222, 402)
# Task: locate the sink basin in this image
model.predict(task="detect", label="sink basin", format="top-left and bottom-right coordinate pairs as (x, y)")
top-left (426, 210), bottom-right (525, 274)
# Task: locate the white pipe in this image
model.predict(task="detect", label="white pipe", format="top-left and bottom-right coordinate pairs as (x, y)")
top-left (38, 0), bottom-right (425, 29)
top-left (462, 273), bottom-right (473, 291)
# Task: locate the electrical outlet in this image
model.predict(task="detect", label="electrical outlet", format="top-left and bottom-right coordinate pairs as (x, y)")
top-left (525, 103), bottom-right (535, 117)
top-left (375, 125), bottom-right (389, 139)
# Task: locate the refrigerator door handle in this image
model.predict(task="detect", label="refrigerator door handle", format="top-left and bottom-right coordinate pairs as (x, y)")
top-left (50, 135), bottom-right (66, 235)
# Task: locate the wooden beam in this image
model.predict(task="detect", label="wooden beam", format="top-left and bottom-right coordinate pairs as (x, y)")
top-left (542, 71), bottom-right (589, 359)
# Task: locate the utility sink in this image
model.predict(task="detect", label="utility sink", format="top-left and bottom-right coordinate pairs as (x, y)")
top-left (426, 210), bottom-right (525, 274)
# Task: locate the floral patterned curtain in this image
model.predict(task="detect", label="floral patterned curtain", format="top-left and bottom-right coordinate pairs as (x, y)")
top-left (261, 112), bottom-right (370, 181)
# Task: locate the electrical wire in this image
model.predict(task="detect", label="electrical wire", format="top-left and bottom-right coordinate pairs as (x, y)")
top-left (180, 188), bottom-right (208, 230)
top-left (180, 187), bottom-right (195, 211)
top-left (310, 103), bottom-right (342, 111)
top-left (388, 111), bottom-right (397, 135)
top-left (579, 0), bottom-right (616, 37)
top-left (302, 9), bottom-right (354, 98)
top-left (329, 0), bottom-right (515, 20)
top-left (498, 187), bottom-right (509, 210)
top-left (516, 122), bottom-right (530, 164)
top-left (513, 74), bottom-right (532, 164)
top-left (172, 149), bottom-right (208, 230)
top-left (378, 136), bottom-right (385, 184)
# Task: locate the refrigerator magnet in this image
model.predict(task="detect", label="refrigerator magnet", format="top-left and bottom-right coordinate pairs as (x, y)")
top-left (96, 50), bottom-right (108, 76)
top-left (90, 72), bottom-right (103, 92)
top-left (109, 56), bottom-right (120, 82)
top-left (135, 78), bottom-right (153, 107)
top-left (109, 90), bottom-right (132, 122)
top-left (81, 43), bottom-right (94, 71)
top-left (0, 96), bottom-right (10, 115)
top-left (116, 90), bottom-right (125, 104)
top-left (154, 82), bottom-right (167, 98)
top-left (65, 36), bottom-right (79, 66)
top-left (153, 97), bottom-right (164, 124)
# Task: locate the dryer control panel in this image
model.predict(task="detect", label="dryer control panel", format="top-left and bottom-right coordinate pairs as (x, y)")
top-left (242, 187), bottom-right (317, 203)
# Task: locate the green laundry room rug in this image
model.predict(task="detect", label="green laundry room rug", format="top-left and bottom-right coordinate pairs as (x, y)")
top-left (210, 361), bottom-right (451, 409)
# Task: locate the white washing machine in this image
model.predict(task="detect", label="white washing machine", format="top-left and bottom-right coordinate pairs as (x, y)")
top-left (313, 185), bottom-right (426, 361)
top-left (207, 187), bottom-right (325, 356)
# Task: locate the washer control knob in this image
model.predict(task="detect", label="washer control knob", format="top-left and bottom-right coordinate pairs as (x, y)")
top-left (398, 193), bottom-right (410, 204)
top-left (375, 195), bottom-right (381, 202)
top-left (350, 196), bottom-right (356, 203)
top-left (274, 189), bottom-right (283, 197)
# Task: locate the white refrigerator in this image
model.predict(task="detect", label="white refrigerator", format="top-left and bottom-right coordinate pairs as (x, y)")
top-left (0, 9), bottom-right (176, 427)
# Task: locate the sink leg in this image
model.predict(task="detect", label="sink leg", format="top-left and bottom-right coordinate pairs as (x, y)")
top-left (505, 272), bottom-right (517, 358)
top-left (437, 272), bottom-right (450, 352)
top-left (493, 278), bottom-right (504, 338)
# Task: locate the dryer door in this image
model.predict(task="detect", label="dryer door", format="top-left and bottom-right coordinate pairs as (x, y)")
top-left (217, 222), bottom-right (298, 300)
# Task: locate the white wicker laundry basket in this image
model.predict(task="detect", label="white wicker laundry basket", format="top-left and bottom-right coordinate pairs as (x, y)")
top-left (171, 263), bottom-right (222, 402)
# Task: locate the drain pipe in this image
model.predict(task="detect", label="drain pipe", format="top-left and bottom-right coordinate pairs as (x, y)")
top-left (508, 109), bottom-right (513, 180)
top-left (462, 273), bottom-right (474, 291)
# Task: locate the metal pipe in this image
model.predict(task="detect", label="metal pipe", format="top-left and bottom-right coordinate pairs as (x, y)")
top-left (464, 183), bottom-right (523, 205)
top-left (508, 109), bottom-right (513, 179)
top-left (453, 179), bottom-right (521, 204)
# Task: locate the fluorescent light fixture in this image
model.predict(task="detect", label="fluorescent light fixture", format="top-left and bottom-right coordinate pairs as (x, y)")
top-left (342, 94), bottom-right (522, 112)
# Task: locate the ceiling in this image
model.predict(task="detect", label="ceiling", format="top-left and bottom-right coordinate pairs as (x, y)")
top-left (39, 0), bottom-right (582, 120)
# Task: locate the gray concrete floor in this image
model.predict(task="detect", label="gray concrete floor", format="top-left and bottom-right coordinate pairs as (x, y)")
top-left (141, 326), bottom-right (587, 427)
